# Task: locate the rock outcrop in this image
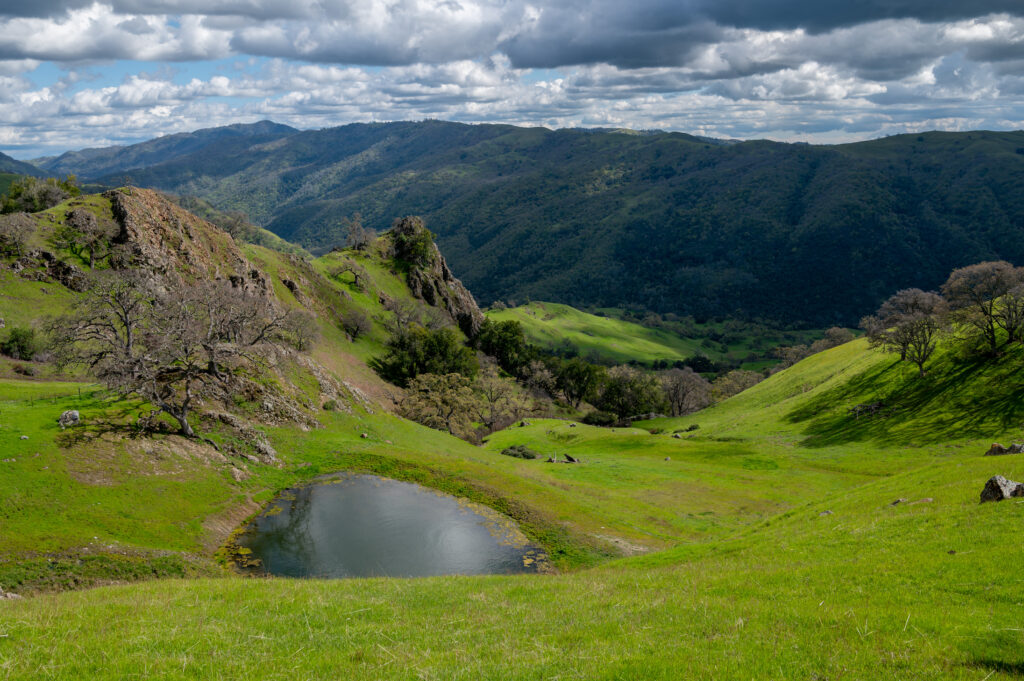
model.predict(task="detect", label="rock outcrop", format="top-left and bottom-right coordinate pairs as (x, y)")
top-left (105, 188), bottom-right (269, 296)
top-left (980, 475), bottom-right (1024, 502)
top-left (389, 216), bottom-right (484, 338)
top-left (985, 442), bottom-right (1024, 456)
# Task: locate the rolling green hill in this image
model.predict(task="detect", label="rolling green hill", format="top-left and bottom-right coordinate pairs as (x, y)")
top-left (34, 121), bottom-right (1024, 325)
top-left (2, 189), bottom-right (1024, 678)
top-left (486, 301), bottom-right (822, 367)
top-left (3, 330), bottom-right (1024, 677)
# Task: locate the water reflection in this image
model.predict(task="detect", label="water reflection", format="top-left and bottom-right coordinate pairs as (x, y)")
top-left (236, 473), bottom-right (547, 578)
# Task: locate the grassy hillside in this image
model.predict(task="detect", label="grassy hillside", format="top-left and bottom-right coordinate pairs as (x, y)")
top-left (486, 301), bottom-right (821, 367)
top-left (39, 120), bottom-right (1024, 325)
top-left (3, 335), bottom-right (1024, 677)
top-left (3, 189), bottom-right (1024, 678)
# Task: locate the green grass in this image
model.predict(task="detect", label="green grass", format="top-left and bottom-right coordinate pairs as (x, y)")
top-left (486, 301), bottom-right (822, 367)
top-left (4, 336), bottom-right (1024, 678)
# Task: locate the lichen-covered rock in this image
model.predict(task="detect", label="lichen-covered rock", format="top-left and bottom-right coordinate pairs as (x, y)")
top-left (58, 410), bottom-right (80, 428)
top-left (980, 475), bottom-right (1024, 502)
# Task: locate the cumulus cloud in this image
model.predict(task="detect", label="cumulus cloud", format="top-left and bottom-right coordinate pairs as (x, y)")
top-left (0, 1), bottom-right (1023, 156)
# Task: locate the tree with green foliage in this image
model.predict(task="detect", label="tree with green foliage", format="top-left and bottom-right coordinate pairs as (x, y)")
top-left (389, 216), bottom-right (435, 266)
top-left (597, 365), bottom-right (667, 418)
top-left (1, 176), bottom-right (80, 214)
top-left (1, 326), bottom-right (38, 360)
top-left (475, 319), bottom-right (529, 374)
top-left (555, 357), bottom-right (606, 408)
top-left (372, 324), bottom-right (478, 387)
top-left (941, 261), bottom-right (1023, 355)
top-left (399, 373), bottom-right (480, 441)
top-left (862, 289), bottom-right (948, 377)
top-left (53, 208), bottom-right (118, 268)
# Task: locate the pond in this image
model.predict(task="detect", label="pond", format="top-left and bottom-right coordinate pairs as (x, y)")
top-left (233, 473), bottom-right (548, 578)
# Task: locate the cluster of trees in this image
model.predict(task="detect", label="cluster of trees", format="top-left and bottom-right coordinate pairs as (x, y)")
top-left (1, 176), bottom-right (80, 214)
top-left (52, 208), bottom-right (119, 268)
top-left (50, 273), bottom-right (313, 436)
top-left (862, 261), bottom-right (1024, 375)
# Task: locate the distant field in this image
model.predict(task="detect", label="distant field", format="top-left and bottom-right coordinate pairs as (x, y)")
top-left (486, 301), bottom-right (822, 367)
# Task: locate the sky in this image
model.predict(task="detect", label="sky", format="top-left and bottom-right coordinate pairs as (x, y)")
top-left (2, 1), bottom-right (1024, 158)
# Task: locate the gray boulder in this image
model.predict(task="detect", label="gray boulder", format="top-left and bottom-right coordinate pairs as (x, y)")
top-left (58, 410), bottom-right (80, 428)
top-left (980, 475), bottom-right (1024, 502)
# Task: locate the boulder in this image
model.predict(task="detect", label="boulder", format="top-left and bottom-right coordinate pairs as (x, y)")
top-left (564, 454), bottom-right (579, 464)
top-left (980, 475), bottom-right (1024, 502)
top-left (58, 410), bottom-right (80, 428)
top-left (986, 443), bottom-right (1010, 456)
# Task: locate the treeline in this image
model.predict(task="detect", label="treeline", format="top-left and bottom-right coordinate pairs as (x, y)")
top-left (861, 260), bottom-right (1024, 375)
top-left (372, 312), bottom-right (855, 440)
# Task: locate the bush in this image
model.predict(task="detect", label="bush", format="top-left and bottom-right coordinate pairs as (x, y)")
top-left (12, 363), bottom-right (36, 376)
top-left (371, 324), bottom-right (478, 387)
top-left (1, 327), bottom-right (38, 360)
top-left (500, 445), bottom-right (539, 459)
top-left (322, 399), bottom-right (338, 411)
top-left (582, 410), bottom-right (617, 426)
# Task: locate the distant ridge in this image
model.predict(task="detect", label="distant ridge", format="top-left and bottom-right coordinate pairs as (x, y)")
top-left (34, 120), bottom-right (298, 179)
top-left (0, 150), bottom-right (44, 177)
top-left (34, 121), bottom-right (1024, 325)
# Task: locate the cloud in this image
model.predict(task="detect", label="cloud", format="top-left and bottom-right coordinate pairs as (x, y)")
top-left (1, 2), bottom-right (1024, 156)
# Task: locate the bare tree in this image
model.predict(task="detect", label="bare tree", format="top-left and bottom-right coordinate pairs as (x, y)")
top-left (941, 261), bottom-right (1023, 355)
top-left (660, 367), bottom-right (711, 417)
top-left (329, 261), bottom-right (370, 291)
top-left (50, 273), bottom-right (310, 437)
top-left (343, 213), bottom-right (376, 251)
top-left (341, 308), bottom-right (372, 340)
top-left (862, 288), bottom-right (947, 376)
top-left (0, 213), bottom-right (34, 257)
top-left (473, 369), bottom-right (532, 433)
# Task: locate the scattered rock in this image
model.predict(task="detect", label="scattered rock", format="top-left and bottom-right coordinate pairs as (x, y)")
top-left (948, 550), bottom-right (957, 555)
top-left (672, 433), bottom-right (682, 439)
top-left (819, 510), bottom-right (833, 516)
top-left (986, 443), bottom-right (1009, 456)
top-left (57, 410), bottom-right (80, 429)
top-left (564, 454), bottom-right (579, 464)
top-left (229, 467), bottom-right (249, 482)
top-left (980, 475), bottom-right (1024, 502)
top-left (360, 432), bottom-right (368, 439)
top-left (520, 420), bottom-right (531, 427)
top-left (19, 435), bottom-right (28, 440)
top-left (0, 586), bottom-right (22, 600)
top-left (889, 498), bottom-right (908, 506)
top-left (545, 457), bottom-right (555, 463)
top-left (685, 424), bottom-right (699, 432)
top-left (909, 497), bottom-right (933, 505)
top-left (664, 456), bottom-right (671, 461)
top-left (568, 423), bottom-right (576, 428)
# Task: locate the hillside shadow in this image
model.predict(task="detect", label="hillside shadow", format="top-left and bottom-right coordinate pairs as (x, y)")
top-left (786, 348), bottom-right (1024, 448)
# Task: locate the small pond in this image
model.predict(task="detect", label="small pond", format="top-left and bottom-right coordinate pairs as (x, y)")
top-left (233, 473), bottom-right (548, 578)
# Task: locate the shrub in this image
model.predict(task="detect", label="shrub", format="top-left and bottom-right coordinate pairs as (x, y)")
top-left (500, 445), bottom-right (539, 459)
top-left (1, 326), bottom-right (38, 360)
top-left (322, 399), bottom-right (338, 411)
top-left (582, 410), bottom-right (617, 426)
top-left (12, 363), bottom-right (36, 376)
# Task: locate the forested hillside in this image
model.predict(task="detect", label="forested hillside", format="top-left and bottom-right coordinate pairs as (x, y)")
top-left (32, 122), bottom-right (1024, 325)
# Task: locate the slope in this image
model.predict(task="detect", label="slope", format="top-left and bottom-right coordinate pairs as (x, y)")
top-left (3, 332), bottom-right (1023, 678)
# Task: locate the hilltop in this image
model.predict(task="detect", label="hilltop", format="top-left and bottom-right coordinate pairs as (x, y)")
top-left (28, 121), bottom-right (1024, 325)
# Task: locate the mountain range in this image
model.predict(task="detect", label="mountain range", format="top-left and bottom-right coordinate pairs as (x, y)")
top-left (27, 120), bottom-right (1024, 325)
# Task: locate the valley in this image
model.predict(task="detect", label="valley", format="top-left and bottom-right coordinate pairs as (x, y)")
top-left (0, 181), bottom-right (1022, 678)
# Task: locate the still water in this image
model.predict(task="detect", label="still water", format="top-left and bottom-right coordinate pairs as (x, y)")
top-left (235, 473), bottom-right (547, 578)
